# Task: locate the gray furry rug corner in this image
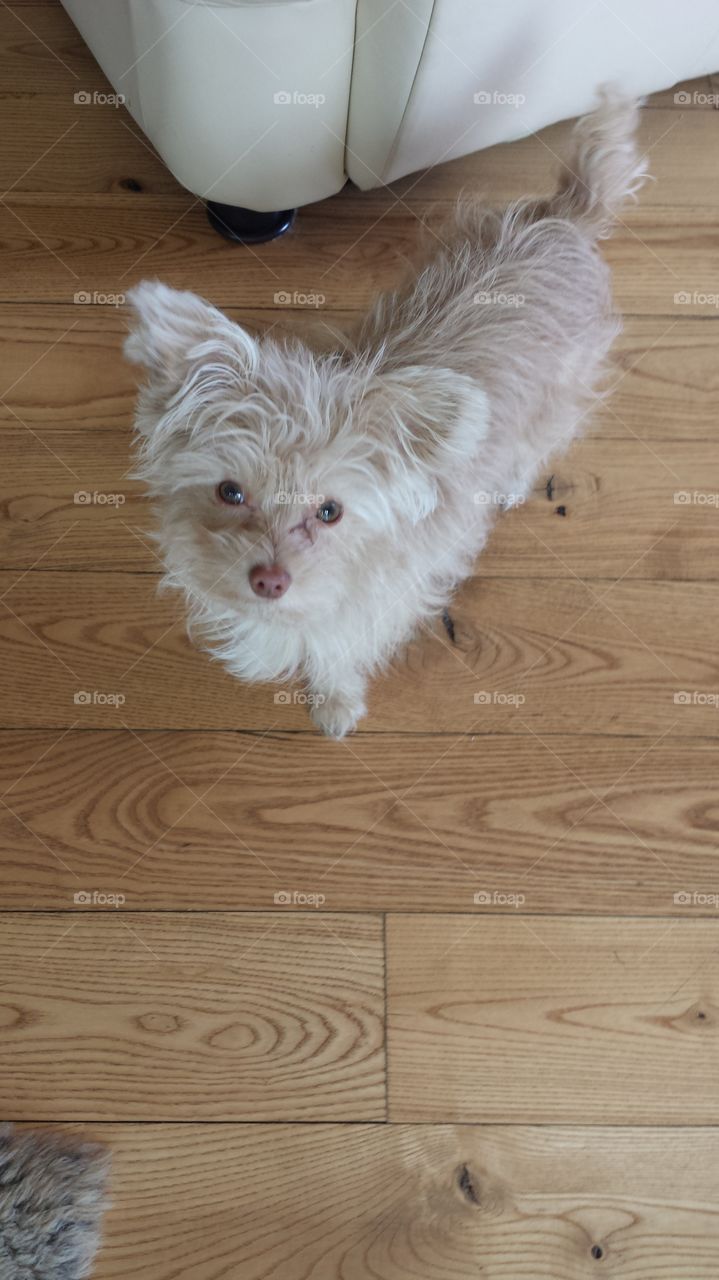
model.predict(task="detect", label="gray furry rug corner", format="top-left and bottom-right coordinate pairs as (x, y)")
top-left (0, 1125), bottom-right (110, 1280)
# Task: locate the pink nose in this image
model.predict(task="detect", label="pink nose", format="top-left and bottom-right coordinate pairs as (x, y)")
top-left (249, 563), bottom-right (291, 599)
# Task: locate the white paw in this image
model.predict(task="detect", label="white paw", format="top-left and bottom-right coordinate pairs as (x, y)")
top-left (310, 692), bottom-right (366, 739)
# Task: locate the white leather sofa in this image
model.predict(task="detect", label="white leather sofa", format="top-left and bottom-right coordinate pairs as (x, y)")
top-left (61, 0), bottom-right (719, 237)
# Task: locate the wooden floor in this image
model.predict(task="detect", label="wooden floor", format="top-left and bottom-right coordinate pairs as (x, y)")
top-left (2, 3), bottom-right (719, 1275)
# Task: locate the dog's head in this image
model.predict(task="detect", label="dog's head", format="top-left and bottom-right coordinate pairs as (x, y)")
top-left (126, 282), bottom-right (488, 617)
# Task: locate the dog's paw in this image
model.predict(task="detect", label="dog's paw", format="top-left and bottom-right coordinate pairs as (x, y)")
top-left (310, 691), bottom-right (366, 739)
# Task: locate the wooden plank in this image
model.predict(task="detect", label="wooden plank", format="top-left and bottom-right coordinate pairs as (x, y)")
top-left (2, 307), bottom-right (717, 440)
top-left (1, 728), bottom-right (718, 912)
top-left (0, 303), bottom-right (139, 431)
top-left (0, 0), bottom-right (182, 194)
top-left (480, 438), bottom-right (719, 580)
top-left (387, 915), bottom-right (719, 1123)
top-left (0, 196), bottom-right (716, 314)
top-left (0, 3), bottom-right (103, 94)
top-left (0, 571), bottom-right (716, 733)
top-left (648, 75), bottom-right (715, 108)
top-left (2, 430), bottom-right (718, 578)
top-left (0, 101), bottom-right (183, 196)
top-left (24, 1122), bottom-right (719, 1279)
top-left (0, 429), bottom-right (145, 570)
top-left (0, 304), bottom-right (350, 434)
top-left (0, 912), bottom-right (384, 1120)
top-left (608, 316), bottom-right (719, 439)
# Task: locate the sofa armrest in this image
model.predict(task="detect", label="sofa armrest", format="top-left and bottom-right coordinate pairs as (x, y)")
top-left (61, 0), bottom-right (355, 209)
top-left (347, 0), bottom-right (719, 189)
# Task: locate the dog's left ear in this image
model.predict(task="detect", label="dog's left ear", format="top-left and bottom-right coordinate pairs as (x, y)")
top-left (362, 366), bottom-right (489, 520)
top-left (124, 281), bottom-right (258, 386)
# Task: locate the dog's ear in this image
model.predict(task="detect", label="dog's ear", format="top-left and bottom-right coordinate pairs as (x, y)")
top-left (362, 366), bottom-right (489, 521)
top-left (124, 281), bottom-right (258, 385)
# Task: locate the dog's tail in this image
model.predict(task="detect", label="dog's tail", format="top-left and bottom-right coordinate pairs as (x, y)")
top-left (545, 86), bottom-right (647, 238)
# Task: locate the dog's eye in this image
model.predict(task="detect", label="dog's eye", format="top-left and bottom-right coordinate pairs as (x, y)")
top-left (316, 499), bottom-right (343, 525)
top-left (218, 480), bottom-right (245, 505)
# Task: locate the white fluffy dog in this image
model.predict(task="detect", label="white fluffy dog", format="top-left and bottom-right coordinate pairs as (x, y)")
top-left (126, 89), bottom-right (645, 737)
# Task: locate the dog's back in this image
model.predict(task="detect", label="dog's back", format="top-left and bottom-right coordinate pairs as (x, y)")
top-left (357, 88), bottom-right (646, 489)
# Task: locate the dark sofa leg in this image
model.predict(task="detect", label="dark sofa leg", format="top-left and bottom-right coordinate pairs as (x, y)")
top-left (206, 201), bottom-right (296, 244)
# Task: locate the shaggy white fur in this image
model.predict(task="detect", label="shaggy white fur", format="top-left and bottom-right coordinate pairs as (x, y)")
top-left (126, 88), bottom-right (646, 737)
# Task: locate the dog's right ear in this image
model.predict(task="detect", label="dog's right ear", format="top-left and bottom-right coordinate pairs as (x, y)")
top-left (124, 281), bottom-right (258, 386)
top-left (359, 365), bottom-right (490, 522)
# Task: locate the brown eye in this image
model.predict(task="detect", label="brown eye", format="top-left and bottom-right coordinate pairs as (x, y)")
top-left (317, 499), bottom-right (343, 524)
top-left (218, 480), bottom-right (245, 505)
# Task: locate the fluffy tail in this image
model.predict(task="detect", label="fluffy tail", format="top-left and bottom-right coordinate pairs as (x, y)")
top-left (547, 86), bottom-right (647, 237)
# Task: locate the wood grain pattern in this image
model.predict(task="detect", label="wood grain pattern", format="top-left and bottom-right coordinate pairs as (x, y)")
top-left (0, 912), bottom-right (384, 1120)
top-left (2, 304), bottom-right (711, 440)
top-left (0, 4), bottom-right (104, 95)
top-left (387, 915), bottom-right (719, 1122)
top-left (1, 728), bottom-right (718, 913)
top-left (27, 1122), bottom-right (719, 1279)
top-left (0, 196), bottom-right (717, 314)
top-left (607, 316), bottom-right (719, 439)
top-left (2, 429), bottom-right (717, 577)
top-left (0, 571), bottom-right (716, 733)
top-left (0, 304), bottom-right (342, 434)
top-left (4, 307), bottom-right (718, 440)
